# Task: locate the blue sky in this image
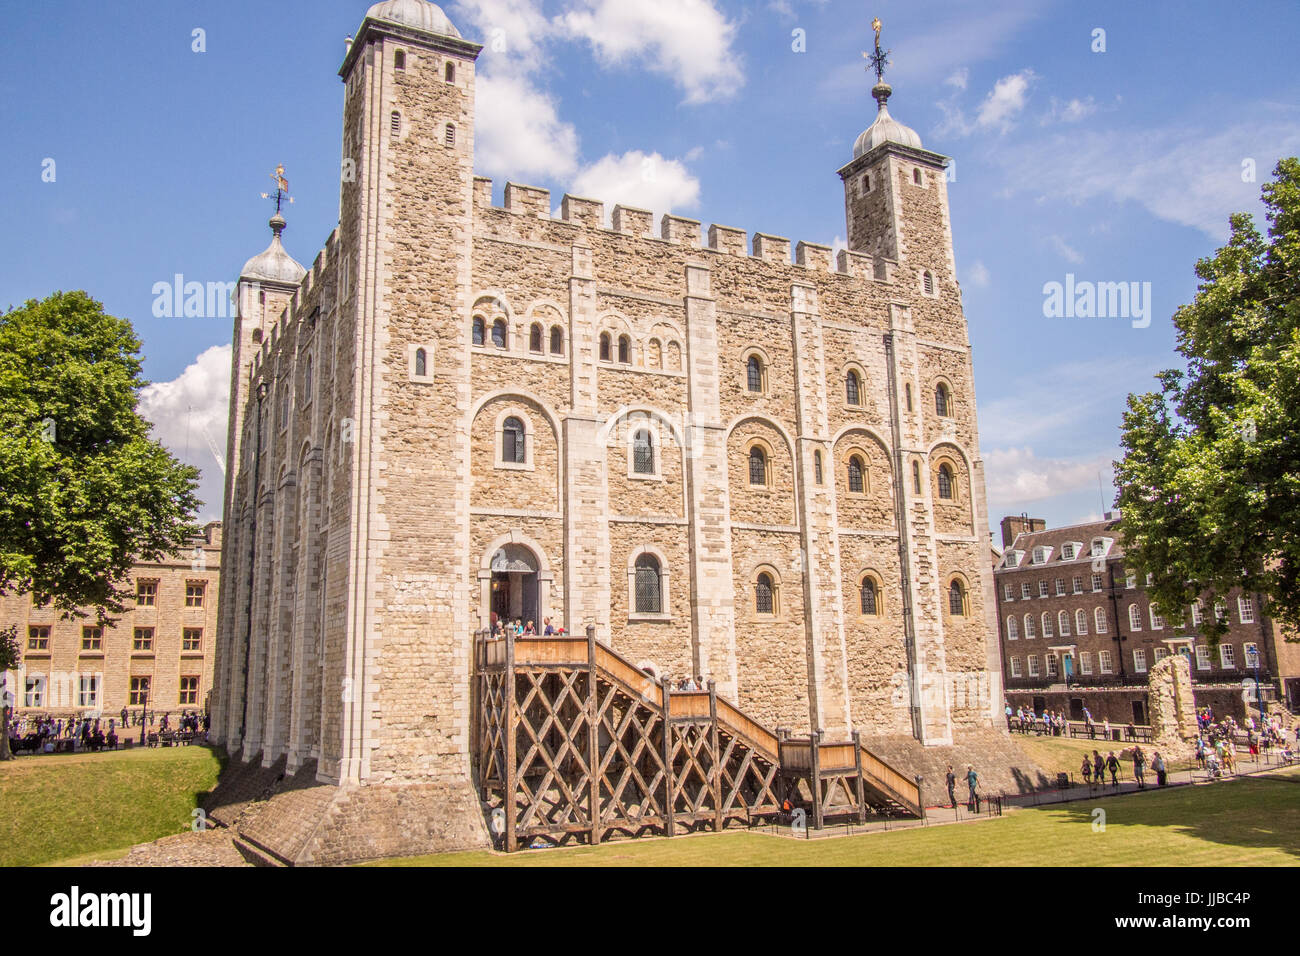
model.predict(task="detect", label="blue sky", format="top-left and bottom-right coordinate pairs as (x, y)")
top-left (3, 0), bottom-right (1298, 532)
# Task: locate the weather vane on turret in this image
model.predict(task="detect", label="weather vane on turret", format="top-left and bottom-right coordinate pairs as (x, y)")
top-left (260, 164), bottom-right (294, 214)
top-left (864, 16), bottom-right (890, 83)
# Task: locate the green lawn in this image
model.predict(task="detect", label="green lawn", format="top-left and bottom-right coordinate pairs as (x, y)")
top-left (378, 769), bottom-right (1300, 867)
top-left (0, 745), bottom-right (223, 867)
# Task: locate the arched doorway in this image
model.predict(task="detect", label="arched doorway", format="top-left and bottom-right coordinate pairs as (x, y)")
top-left (489, 544), bottom-right (539, 627)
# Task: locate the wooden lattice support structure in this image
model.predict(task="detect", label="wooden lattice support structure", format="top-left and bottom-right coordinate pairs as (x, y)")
top-left (472, 628), bottom-right (918, 851)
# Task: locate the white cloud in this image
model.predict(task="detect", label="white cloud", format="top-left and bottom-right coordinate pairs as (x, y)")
top-left (998, 111), bottom-right (1300, 240)
top-left (1042, 95), bottom-right (1097, 125)
top-left (1046, 233), bottom-right (1084, 264)
top-left (966, 260), bottom-right (990, 286)
top-left (975, 69), bottom-right (1035, 132)
top-left (474, 71), bottom-right (580, 180)
top-left (570, 150), bottom-right (700, 219)
top-left (453, 0), bottom-right (552, 72)
top-left (984, 446), bottom-right (1115, 510)
top-left (945, 67), bottom-right (969, 90)
top-left (139, 344), bottom-right (230, 520)
top-left (559, 0), bottom-right (744, 104)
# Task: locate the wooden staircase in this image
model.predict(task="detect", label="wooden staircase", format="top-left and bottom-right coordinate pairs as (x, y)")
top-left (472, 628), bottom-right (922, 851)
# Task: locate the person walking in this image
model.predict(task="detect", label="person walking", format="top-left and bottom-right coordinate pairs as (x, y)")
top-left (1106, 751), bottom-right (1120, 788)
top-left (1152, 750), bottom-right (1167, 787)
top-left (946, 766), bottom-right (957, 808)
top-left (1093, 750), bottom-right (1105, 785)
top-left (966, 766), bottom-right (979, 811)
top-left (1133, 746), bottom-right (1146, 789)
top-left (1081, 755), bottom-right (1092, 785)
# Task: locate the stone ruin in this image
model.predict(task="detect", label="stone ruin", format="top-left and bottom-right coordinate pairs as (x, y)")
top-left (1147, 653), bottom-right (1198, 754)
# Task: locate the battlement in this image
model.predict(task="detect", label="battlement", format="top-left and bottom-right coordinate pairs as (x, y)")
top-left (472, 175), bottom-right (897, 280)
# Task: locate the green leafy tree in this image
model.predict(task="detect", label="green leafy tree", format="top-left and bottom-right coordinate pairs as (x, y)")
top-left (1115, 158), bottom-right (1300, 641)
top-left (0, 291), bottom-right (201, 622)
top-left (1, 624), bottom-right (19, 760)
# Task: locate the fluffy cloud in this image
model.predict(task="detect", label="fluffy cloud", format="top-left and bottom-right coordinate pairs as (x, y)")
top-left (559, 0), bottom-right (744, 104)
top-left (138, 344), bottom-right (230, 520)
top-left (1041, 95), bottom-right (1097, 125)
top-left (984, 446), bottom-right (1115, 510)
top-left (975, 69), bottom-right (1035, 132)
top-left (966, 260), bottom-right (990, 286)
top-left (474, 71), bottom-right (580, 180)
top-left (570, 150), bottom-right (700, 219)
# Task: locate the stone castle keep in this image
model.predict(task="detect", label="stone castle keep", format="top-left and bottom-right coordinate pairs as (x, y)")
top-left (209, 0), bottom-right (1011, 861)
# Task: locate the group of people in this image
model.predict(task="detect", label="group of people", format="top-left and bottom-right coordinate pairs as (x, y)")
top-left (945, 765), bottom-right (981, 810)
top-left (7, 709), bottom-right (209, 755)
top-left (1081, 746), bottom-right (1167, 789)
top-left (1007, 705), bottom-right (1068, 736)
top-left (489, 615), bottom-right (565, 638)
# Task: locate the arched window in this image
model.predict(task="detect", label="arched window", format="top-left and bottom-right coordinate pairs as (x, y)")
top-left (529, 322), bottom-right (542, 353)
top-left (472, 317), bottom-right (485, 346)
top-left (395, 50), bottom-right (406, 70)
top-left (847, 455), bottom-right (865, 493)
top-left (905, 383), bottom-right (913, 411)
top-left (1129, 604), bottom-right (1142, 630)
top-left (1076, 608), bottom-right (1088, 636)
top-left (923, 270), bottom-right (934, 295)
top-left (618, 334), bottom-right (631, 364)
top-left (1024, 614), bottom-right (1036, 638)
top-left (1095, 607), bottom-right (1108, 634)
top-left (491, 319), bottom-right (507, 349)
top-left (413, 348), bottom-right (426, 377)
top-left (912, 460), bottom-right (922, 494)
top-left (445, 62), bottom-right (455, 83)
top-left (913, 168), bottom-right (923, 185)
top-left (948, 580), bottom-right (967, 616)
top-left (648, 338), bottom-right (662, 368)
top-left (1041, 612), bottom-right (1053, 638)
top-left (634, 554), bottom-right (662, 614)
top-left (814, 450), bottom-right (823, 485)
top-left (748, 446), bottom-right (768, 486)
top-left (599, 332), bottom-right (611, 361)
top-left (550, 325), bottom-right (563, 355)
top-left (390, 111), bottom-right (401, 136)
top-left (860, 577), bottom-right (879, 616)
top-left (1058, 610), bottom-right (1071, 637)
top-left (445, 124), bottom-right (456, 147)
top-left (632, 429), bottom-right (654, 475)
top-left (845, 370), bottom-right (861, 405)
top-left (935, 383), bottom-right (951, 416)
top-left (1007, 617), bottom-right (1019, 640)
top-left (502, 416), bottom-right (525, 464)
top-left (937, 463), bottom-right (954, 499)
top-left (746, 355), bottom-right (763, 393)
top-left (755, 572), bottom-right (775, 615)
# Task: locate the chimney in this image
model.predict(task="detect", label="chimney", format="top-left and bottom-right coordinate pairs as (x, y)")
top-left (1000, 515), bottom-right (1047, 549)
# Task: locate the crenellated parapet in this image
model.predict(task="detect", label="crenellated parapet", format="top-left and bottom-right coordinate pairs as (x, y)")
top-left (470, 175), bottom-right (899, 282)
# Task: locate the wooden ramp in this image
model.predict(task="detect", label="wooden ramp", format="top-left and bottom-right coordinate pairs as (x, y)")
top-left (472, 628), bottom-right (922, 851)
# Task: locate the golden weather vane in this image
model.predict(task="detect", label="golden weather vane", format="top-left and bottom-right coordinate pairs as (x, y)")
top-left (260, 163), bottom-right (295, 213)
top-left (863, 16), bottom-right (890, 83)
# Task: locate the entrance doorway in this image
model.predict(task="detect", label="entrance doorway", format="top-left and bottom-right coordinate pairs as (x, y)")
top-left (489, 544), bottom-right (539, 629)
top-left (1069, 697), bottom-right (1084, 721)
top-left (1131, 700), bottom-right (1146, 725)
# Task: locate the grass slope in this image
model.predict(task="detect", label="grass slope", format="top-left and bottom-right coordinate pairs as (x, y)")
top-left (380, 769), bottom-right (1300, 867)
top-left (0, 746), bottom-right (223, 867)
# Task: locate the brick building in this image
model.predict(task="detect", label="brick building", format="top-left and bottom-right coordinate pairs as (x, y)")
top-left (1, 522), bottom-right (222, 720)
top-left (994, 514), bottom-right (1300, 722)
top-left (209, 0), bottom-right (1011, 858)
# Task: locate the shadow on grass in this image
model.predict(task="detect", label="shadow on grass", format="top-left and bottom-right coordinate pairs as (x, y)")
top-left (1052, 773), bottom-right (1300, 861)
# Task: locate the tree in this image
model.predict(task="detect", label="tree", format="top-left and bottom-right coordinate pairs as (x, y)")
top-left (1115, 158), bottom-right (1300, 642)
top-left (1, 624), bottom-right (19, 760)
top-left (0, 291), bottom-right (201, 620)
